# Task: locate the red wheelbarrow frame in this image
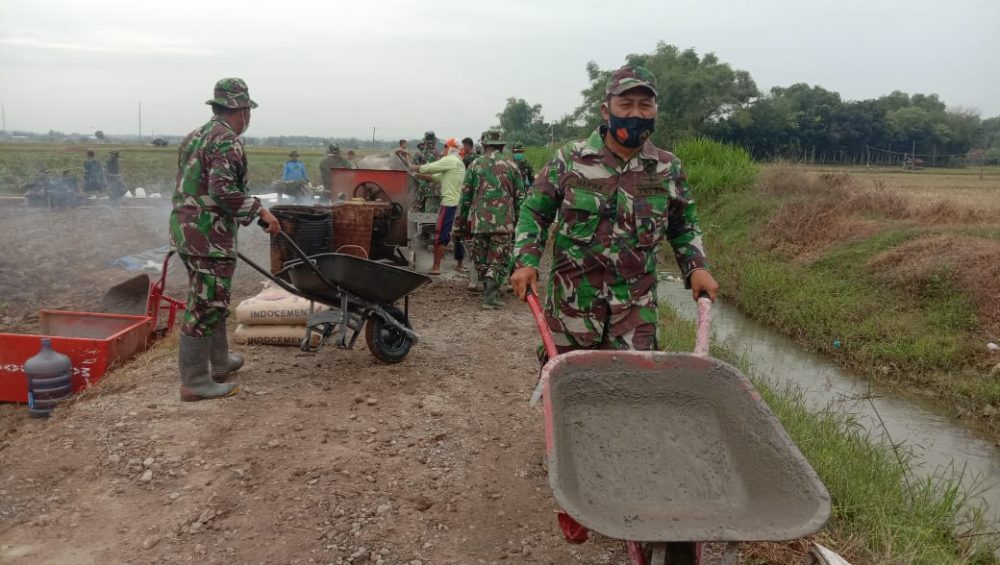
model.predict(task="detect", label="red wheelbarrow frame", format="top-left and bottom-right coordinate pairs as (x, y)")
top-left (526, 290), bottom-right (714, 565)
top-left (149, 252), bottom-right (185, 338)
top-left (0, 253), bottom-right (184, 403)
top-left (526, 290), bottom-right (829, 565)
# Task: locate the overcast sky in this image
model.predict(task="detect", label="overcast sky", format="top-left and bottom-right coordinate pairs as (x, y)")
top-left (1, 0), bottom-right (998, 139)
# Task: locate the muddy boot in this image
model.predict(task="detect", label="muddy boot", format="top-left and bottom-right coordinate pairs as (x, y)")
top-left (481, 278), bottom-right (505, 310)
top-left (179, 334), bottom-right (239, 402)
top-left (210, 325), bottom-right (243, 383)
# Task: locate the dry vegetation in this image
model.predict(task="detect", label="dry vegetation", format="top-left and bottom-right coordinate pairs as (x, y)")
top-left (758, 165), bottom-right (1000, 340)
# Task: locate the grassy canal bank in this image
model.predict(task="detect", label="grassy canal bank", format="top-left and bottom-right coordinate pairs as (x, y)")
top-left (664, 139), bottom-right (1000, 562)
top-left (676, 139), bottom-right (1000, 432)
top-left (658, 305), bottom-right (996, 564)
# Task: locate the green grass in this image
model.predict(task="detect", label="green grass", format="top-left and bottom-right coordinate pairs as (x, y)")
top-left (659, 305), bottom-right (998, 564)
top-left (523, 145), bottom-right (555, 173)
top-left (698, 181), bottom-right (1000, 413)
top-left (0, 142), bottom-right (351, 194)
top-left (674, 137), bottom-right (758, 197)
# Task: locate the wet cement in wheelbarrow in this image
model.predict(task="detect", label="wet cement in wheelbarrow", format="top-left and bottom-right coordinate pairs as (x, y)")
top-left (547, 357), bottom-right (830, 542)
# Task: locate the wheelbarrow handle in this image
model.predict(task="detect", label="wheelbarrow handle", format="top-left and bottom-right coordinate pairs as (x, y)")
top-left (695, 290), bottom-right (712, 358)
top-left (236, 251), bottom-right (303, 297)
top-left (526, 288), bottom-right (559, 406)
top-left (526, 288), bottom-right (558, 361)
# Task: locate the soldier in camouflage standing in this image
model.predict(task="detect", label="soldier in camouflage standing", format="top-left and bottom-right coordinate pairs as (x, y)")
top-left (510, 65), bottom-right (718, 354)
top-left (458, 130), bottom-right (524, 309)
top-left (511, 142), bottom-right (535, 188)
top-left (169, 78), bottom-right (281, 401)
top-left (318, 144), bottom-right (353, 197)
top-left (412, 131), bottom-right (442, 213)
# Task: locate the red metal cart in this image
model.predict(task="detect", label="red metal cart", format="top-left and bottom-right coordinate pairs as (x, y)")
top-left (0, 253), bottom-right (184, 403)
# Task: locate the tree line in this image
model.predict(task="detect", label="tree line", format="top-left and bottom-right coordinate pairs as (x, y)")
top-left (495, 42), bottom-right (1000, 165)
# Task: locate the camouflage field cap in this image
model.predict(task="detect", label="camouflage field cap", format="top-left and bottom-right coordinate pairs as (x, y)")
top-left (605, 65), bottom-right (658, 98)
top-left (512, 142), bottom-right (525, 152)
top-left (205, 78), bottom-right (258, 109)
top-left (423, 131), bottom-right (437, 141)
top-left (328, 144), bottom-right (340, 152)
top-left (481, 129), bottom-right (506, 147)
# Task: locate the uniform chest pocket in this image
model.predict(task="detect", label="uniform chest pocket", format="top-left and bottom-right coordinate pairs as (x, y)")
top-left (631, 194), bottom-right (668, 247)
top-left (558, 188), bottom-right (606, 245)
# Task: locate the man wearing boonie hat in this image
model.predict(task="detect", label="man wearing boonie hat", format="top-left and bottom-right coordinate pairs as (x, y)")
top-left (169, 77), bottom-right (281, 402)
top-left (510, 64), bottom-right (719, 354)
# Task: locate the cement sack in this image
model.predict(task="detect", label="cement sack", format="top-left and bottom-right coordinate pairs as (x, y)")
top-left (235, 287), bottom-right (325, 326)
top-left (232, 324), bottom-right (322, 347)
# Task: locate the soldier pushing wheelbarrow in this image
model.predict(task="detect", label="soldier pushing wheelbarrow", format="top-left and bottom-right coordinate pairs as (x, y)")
top-left (511, 65), bottom-right (835, 565)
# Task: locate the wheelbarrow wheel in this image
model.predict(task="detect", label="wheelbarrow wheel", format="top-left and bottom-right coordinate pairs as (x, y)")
top-left (365, 305), bottom-right (413, 363)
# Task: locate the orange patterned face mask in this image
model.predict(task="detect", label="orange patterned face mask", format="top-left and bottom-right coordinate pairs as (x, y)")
top-left (608, 113), bottom-right (655, 148)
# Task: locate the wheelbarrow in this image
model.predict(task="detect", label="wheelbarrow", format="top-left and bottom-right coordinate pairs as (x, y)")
top-left (525, 290), bottom-right (831, 564)
top-left (237, 220), bottom-right (431, 362)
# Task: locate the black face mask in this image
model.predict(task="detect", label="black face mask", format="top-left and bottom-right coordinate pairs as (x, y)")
top-left (607, 112), bottom-right (655, 148)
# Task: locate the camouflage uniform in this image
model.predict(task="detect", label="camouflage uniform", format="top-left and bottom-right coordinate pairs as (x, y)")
top-left (169, 78), bottom-right (261, 337)
top-left (513, 66), bottom-right (709, 353)
top-left (318, 144), bottom-right (354, 194)
top-left (459, 131), bottom-right (525, 288)
top-left (511, 142), bottom-right (534, 222)
top-left (413, 132), bottom-right (442, 213)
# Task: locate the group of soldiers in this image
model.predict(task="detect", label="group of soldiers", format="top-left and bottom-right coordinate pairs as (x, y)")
top-left (168, 66), bottom-right (720, 401)
top-left (406, 129), bottom-right (536, 309)
top-left (23, 149), bottom-right (129, 208)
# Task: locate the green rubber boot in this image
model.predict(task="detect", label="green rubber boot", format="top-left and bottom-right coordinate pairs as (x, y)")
top-left (210, 325), bottom-right (244, 383)
top-left (481, 278), bottom-right (505, 310)
top-left (179, 334), bottom-right (239, 402)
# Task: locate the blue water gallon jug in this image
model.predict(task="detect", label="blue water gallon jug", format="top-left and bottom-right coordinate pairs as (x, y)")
top-left (24, 338), bottom-right (73, 418)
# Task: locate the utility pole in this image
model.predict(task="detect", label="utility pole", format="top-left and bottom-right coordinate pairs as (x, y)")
top-left (138, 101), bottom-right (143, 141)
top-left (372, 126), bottom-right (376, 143)
top-left (1, 105), bottom-right (6, 132)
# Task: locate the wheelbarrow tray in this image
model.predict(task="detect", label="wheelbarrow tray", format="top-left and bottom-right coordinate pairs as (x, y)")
top-left (542, 350), bottom-right (830, 542)
top-left (284, 253), bottom-right (430, 305)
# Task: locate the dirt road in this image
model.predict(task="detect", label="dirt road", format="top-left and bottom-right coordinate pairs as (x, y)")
top-left (0, 205), bottom-right (640, 564)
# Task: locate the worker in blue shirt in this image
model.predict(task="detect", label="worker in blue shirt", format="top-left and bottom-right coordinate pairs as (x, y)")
top-left (279, 150), bottom-right (311, 203)
top-left (282, 151), bottom-right (309, 182)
